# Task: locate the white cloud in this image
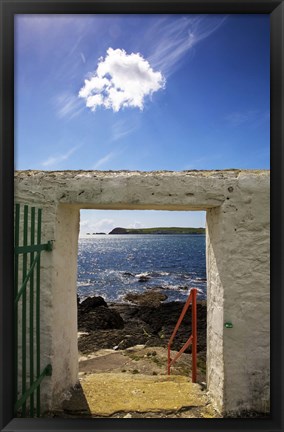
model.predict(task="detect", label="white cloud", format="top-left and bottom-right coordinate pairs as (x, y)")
top-left (79, 48), bottom-right (165, 112)
top-left (80, 220), bottom-right (89, 227)
top-left (41, 145), bottom-right (80, 167)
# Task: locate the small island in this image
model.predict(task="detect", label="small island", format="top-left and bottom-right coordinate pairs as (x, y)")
top-left (109, 227), bottom-right (205, 235)
top-left (86, 232), bottom-right (106, 235)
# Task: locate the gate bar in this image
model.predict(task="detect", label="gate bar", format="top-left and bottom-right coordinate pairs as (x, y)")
top-left (22, 205), bottom-right (28, 416)
top-left (167, 288), bottom-right (198, 383)
top-left (14, 204), bottom-right (20, 409)
top-left (192, 287), bottom-right (197, 383)
top-left (15, 364), bottom-right (52, 412)
top-left (30, 207), bottom-right (35, 416)
top-left (36, 208), bottom-right (42, 416)
top-left (14, 254), bottom-right (40, 305)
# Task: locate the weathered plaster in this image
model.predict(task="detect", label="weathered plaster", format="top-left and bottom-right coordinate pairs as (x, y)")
top-left (14, 169), bottom-right (270, 415)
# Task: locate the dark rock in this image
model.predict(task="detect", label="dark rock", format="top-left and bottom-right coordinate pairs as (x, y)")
top-left (123, 272), bottom-right (135, 277)
top-left (138, 276), bottom-right (151, 283)
top-left (79, 296), bottom-right (108, 312)
top-left (124, 291), bottom-right (168, 307)
top-left (78, 319), bottom-right (154, 353)
top-left (78, 300), bottom-right (207, 356)
top-left (135, 302), bottom-right (206, 352)
top-left (79, 306), bottom-right (124, 331)
top-left (146, 285), bottom-right (164, 290)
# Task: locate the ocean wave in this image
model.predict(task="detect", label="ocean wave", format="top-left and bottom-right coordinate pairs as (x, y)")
top-left (77, 280), bottom-right (94, 287)
top-left (154, 283), bottom-right (204, 293)
top-left (194, 277), bottom-right (207, 283)
top-left (135, 272), bottom-right (150, 278)
top-left (155, 284), bottom-right (189, 292)
top-left (134, 271), bottom-right (172, 278)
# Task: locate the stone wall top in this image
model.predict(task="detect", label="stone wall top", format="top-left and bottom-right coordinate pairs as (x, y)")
top-left (14, 169), bottom-right (270, 211)
top-left (15, 169), bottom-right (268, 179)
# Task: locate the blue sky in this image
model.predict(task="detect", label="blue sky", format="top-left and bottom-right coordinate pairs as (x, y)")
top-left (15, 14), bottom-right (270, 234)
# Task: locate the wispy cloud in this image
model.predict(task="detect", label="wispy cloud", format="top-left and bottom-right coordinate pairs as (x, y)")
top-left (55, 93), bottom-right (85, 120)
top-left (80, 218), bottom-right (115, 235)
top-left (80, 52), bottom-right (86, 64)
top-left (225, 110), bottom-right (270, 128)
top-left (147, 15), bottom-right (227, 77)
top-left (17, 15), bottom-right (96, 53)
top-left (128, 221), bottom-right (144, 229)
top-left (41, 145), bottom-right (80, 167)
top-left (110, 119), bottom-right (139, 142)
top-left (79, 47), bottom-right (165, 112)
top-left (93, 151), bottom-right (117, 169)
top-left (17, 16), bottom-right (100, 93)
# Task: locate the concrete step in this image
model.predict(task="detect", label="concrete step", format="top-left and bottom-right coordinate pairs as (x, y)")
top-left (62, 372), bottom-right (211, 417)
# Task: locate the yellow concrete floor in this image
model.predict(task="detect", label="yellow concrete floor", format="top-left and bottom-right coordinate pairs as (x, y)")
top-left (61, 372), bottom-right (220, 418)
top-left (58, 346), bottom-right (219, 418)
top-left (81, 373), bottom-right (206, 415)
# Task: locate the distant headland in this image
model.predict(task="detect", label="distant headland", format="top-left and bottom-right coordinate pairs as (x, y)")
top-left (108, 227), bottom-right (205, 235)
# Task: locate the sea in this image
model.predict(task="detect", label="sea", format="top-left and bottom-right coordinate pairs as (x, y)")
top-left (77, 234), bottom-right (207, 303)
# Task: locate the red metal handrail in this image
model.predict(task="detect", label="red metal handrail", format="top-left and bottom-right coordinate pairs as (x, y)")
top-left (167, 288), bottom-right (197, 382)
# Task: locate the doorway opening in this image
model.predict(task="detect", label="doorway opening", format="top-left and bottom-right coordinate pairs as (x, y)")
top-left (70, 209), bottom-right (213, 418)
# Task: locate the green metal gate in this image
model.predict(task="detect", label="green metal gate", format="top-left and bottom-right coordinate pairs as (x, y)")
top-left (14, 204), bottom-right (53, 417)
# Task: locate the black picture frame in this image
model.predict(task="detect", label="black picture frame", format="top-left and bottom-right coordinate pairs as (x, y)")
top-left (0, 0), bottom-right (283, 431)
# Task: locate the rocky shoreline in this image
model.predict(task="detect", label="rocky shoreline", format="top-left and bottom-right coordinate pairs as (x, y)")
top-left (77, 292), bottom-right (207, 379)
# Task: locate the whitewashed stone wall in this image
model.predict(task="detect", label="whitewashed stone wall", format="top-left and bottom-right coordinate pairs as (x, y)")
top-left (14, 170), bottom-right (270, 415)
